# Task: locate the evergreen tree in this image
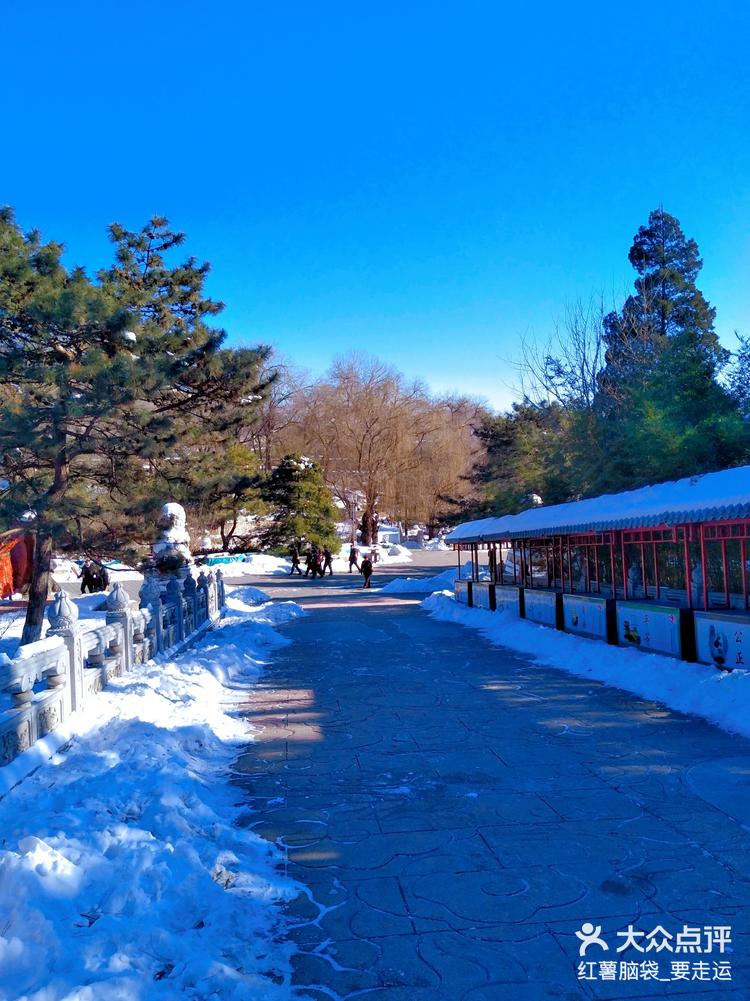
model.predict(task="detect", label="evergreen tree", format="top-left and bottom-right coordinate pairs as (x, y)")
top-left (727, 334), bottom-right (750, 422)
top-left (592, 208), bottom-right (745, 491)
top-left (0, 210), bottom-right (271, 643)
top-left (468, 403), bottom-right (576, 517)
top-left (261, 454), bottom-right (340, 552)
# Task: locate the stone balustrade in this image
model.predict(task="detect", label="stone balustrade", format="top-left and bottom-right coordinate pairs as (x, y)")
top-left (0, 568), bottom-right (226, 768)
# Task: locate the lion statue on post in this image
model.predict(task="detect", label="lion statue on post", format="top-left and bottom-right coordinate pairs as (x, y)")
top-left (152, 502), bottom-right (192, 573)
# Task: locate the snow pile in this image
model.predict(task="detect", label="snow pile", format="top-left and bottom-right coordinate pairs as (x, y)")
top-left (364, 545), bottom-right (412, 567)
top-left (421, 537), bottom-right (450, 551)
top-left (206, 553), bottom-right (292, 577)
top-left (0, 592), bottom-right (306, 999)
top-left (403, 537), bottom-right (450, 551)
top-left (423, 592), bottom-right (750, 740)
top-left (226, 584), bottom-right (272, 606)
top-left (386, 544), bottom-right (411, 558)
top-left (379, 562), bottom-right (471, 594)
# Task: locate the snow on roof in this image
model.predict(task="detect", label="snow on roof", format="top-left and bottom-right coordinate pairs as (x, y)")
top-left (447, 465), bottom-right (750, 543)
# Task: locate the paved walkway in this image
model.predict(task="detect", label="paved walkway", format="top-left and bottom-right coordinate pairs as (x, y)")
top-left (232, 565), bottom-right (750, 1000)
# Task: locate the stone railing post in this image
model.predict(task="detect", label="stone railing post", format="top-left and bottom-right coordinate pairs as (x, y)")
top-left (166, 578), bottom-right (184, 645)
top-left (47, 591), bottom-right (83, 714)
top-left (216, 568), bottom-right (226, 610)
top-left (183, 574), bottom-right (197, 636)
top-left (139, 575), bottom-right (164, 654)
top-left (207, 570), bottom-right (217, 620)
top-left (106, 582), bottom-right (133, 674)
top-left (196, 571), bottom-right (208, 627)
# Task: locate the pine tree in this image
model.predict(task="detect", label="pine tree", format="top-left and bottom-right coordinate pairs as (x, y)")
top-left (592, 209), bottom-right (745, 491)
top-left (0, 210), bottom-right (271, 643)
top-left (261, 455), bottom-right (340, 552)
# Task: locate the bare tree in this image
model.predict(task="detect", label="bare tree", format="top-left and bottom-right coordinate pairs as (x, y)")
top-left (516, 296), bottom-right (608, 410)
top-left (241, 355), bottom-right (310, 473)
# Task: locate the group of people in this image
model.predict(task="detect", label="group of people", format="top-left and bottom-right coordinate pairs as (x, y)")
top-left (289, 543), bottom-right (334, 578)
top-left (289, 543), bottom-right (374, 588)
top-left (78, 558), bottom-right (110, 594)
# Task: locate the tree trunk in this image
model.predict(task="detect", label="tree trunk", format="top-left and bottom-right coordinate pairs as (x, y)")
top-left (360, 509), bottom-right (378, 547)
top-left (20, 532), bottom-right (53, 646)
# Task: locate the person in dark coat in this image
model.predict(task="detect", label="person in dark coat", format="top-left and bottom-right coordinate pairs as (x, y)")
top-left (322, 547), bottom-right (334, 576)
top-left (289, 544), bottom-right (303, 575)
top-left (312, 546), bottom-right (325, 578)
top-left (79, 559), bottom-right (98, 594)
top-left (361, 555), bottom-right (373, 589)
top-left (96, 564), bottom-right (110, 592)
top-left (304, 548), bottom-right (314, 577)
top-left (348, 545), bottom-right (360, 573)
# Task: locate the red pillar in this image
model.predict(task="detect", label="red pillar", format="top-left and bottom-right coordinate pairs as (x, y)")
top-left (682, 528), bottom-right (693, 609)
top-left (699, 526), bottom-right (709, 610)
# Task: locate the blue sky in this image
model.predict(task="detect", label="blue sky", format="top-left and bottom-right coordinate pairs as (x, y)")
top-left (4, 1), bottom-right (749, 409)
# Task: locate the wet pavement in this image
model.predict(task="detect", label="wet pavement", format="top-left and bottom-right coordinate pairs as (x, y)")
top-left (230, 558), bottom-right (750, 1000)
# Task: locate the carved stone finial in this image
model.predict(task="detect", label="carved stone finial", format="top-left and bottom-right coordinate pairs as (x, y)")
top-left (139, 575), bottom-right (162, 610)
top-left (106, 582), bottom-right (131, 612)
top-left (48, 591), bottom-right (79, 633)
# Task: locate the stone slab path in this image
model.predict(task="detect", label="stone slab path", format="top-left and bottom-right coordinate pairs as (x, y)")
top-left (231, 567), bottom-right (750, 1000)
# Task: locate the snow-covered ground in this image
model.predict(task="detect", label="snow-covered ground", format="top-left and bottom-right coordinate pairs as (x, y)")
top-left (0, 587), bottom-right (306, 1000)
top-left (423, 591), bottom-right (750, 741)
top-left (378, 563), bottom-right (470, 594)
top-left (207, 553), bottom-right (293, 577)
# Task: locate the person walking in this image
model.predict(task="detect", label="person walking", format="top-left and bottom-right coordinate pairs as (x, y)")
top-left (361, 554), bottom-right (373, 589)
top-left (322, 547), bottom-right (334, 576)
top-left (312, 546), bottom-right (325, 578)
top-left (348, 545), bottom-right (360, 573)
top-left (289, 543), bottom-right (303, 575)
top-left (304, 547), bottom-right (314, 577)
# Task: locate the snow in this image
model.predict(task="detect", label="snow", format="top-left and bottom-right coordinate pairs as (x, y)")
top-left (207, 554), bottom-right (292, 576)
top-left (225, 584), bottom-right (272, 606)
top-left (385, 543), bottom-right (411, 558)
top-left (378, 563), bottom-right (472, 594)
top-left (423, 591), bottom-right (750, 741)
top-left (0, 594), bottom-right (108, 662)
top-left (352, 545), bottom-right (412, 568)
top-left (421, 538), bottom-right (450, 551)
top-left (447, 463), bottom-right (750, 542)
top-left (0, 591), bottom-right (306, 1000)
